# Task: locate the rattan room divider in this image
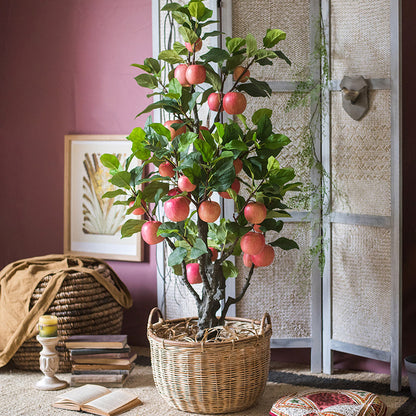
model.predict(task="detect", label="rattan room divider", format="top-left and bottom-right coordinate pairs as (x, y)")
top-left (151, 0), bottom-right (402, 391)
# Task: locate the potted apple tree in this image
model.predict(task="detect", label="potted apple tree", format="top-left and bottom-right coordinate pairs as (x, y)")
top-left (101, 0), bottom-right (300, 413)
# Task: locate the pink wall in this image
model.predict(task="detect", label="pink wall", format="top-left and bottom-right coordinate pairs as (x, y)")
top-left (0, 0), bottom-right (157, 346)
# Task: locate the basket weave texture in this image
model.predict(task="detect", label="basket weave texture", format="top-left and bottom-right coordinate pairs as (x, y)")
top-left (147, 308), bottom-right (272, 414)
top-left (13, 258), bottom-right (125, 372)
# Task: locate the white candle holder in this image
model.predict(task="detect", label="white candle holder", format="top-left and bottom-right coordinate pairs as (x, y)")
top-left (35, 335), bottom-right (68, 390)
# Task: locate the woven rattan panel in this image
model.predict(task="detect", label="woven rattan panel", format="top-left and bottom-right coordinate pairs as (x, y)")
top-left (331, 223), bottom-right (392, 352)
top-left (236, 222), bottom-right (312, 338)
top-left (244, 93), bottom-right (312, 189)
top-left (331, 90), bottom-right (391, 216)
top-left (232, 0), bottom-right (310, 81)
top-left (330, 0), bottom-right (391, 80)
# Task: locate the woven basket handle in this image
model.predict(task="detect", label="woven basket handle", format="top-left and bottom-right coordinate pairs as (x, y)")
top-left (260, 312), bottom-right (272, 335)
top-left (147, 307), bottom-right (164, 329)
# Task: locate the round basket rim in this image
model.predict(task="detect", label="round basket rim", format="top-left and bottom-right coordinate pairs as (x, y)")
top-left (147, 309), bottom-right (272, 349)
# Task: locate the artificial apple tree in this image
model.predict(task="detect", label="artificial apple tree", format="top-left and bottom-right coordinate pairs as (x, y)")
top-left (101, 0), bottom-right (300, 339)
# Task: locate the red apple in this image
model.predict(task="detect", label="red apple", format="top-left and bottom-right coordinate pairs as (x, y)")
top-left (240, 232), bottom-right (265, 255)
top-left (244, 202), bottom-right (267, 224)
top-left (174, 64), bottom-right (190, 86)
top-left (141, 221), bottom-right (164, 245)
top-left (198, 200), bottom-right (221, 223)
top-left (159, 161), bottom-right (175, 178)
top-left (233, 158), bottom-right (243, 174)
top-left (207, 92), bottom-right (222, 112)
top-left (164, 196), bottom-right (190, 222)
top-left (199, 125), bottom-right (209, 139)
top-left (178, 175), bottom-right (196, 192)
top-left (186, 64), bottom-right (206, 85)
top-left (186, 263), bottom-right (202, 284)
top-left (223, 92), bottom-right (247, 115)
top-left (209, 247), bottom-right (218, 261)
top-left (243, 252), bottom-right (253, 268)
top-left (164, 120), bottom-right (187, 140)
top-left (233, 66), bottom-right (250, 82)
top-left (251, 245), bottom-right (275, 267)
top-left (185, 37), bottom-right (202, 53)
top-left (219, 178), bottom-right (240, 199)
top-left (129, 200), bottom-right (146, 216)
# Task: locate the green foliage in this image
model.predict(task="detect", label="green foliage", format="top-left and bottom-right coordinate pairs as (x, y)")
top-left (100, 0), bottom-right (303, 329)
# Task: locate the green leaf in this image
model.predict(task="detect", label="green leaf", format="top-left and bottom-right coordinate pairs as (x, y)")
top-left (263, 29), bottom-right (286, 48)
top-left (168, 78), bottom-right (182, 99)
top-left (236, 82), bottom-right (267, 97)
top-left (149, 123), bottom-right (171, 138)
top-left (188, 91), bottom-right (201, 112)
top-left (178, 26), bottom-right (198, 44)
top-left (256, 57), bottom-right (274, 66)
top-left (144, 57), bottom-right (161, 73)
top-left (172, 10), bottom-right (191, 25)
top-left (158, 50), bottom-right (184, 65)
top-left (257, 114), bottom-right (273, 139)
top-left (252, 108), bottom-right (272, 125)
top-left (200, 47), bottom-right (230, 63)
top-left (202, 30), bottom-right (223, 40)
top-left (188, 1), bottom-right (206, 19)
top-left (263, 133), bottom-right (291, 150)
top-left (142, 181), bottom-right (169, 202)
top-left (245, 33), bottom-right (257, 57)
top-left (267, 156), bottom-right (280, 176)
top-left (275, 50), bottom-right (291, 66)
top-left (134, 73), bottom-right (158, 89)
top-left (136, 99), bottom-right (181, 117)
top-left (198, 7), bottom-right (213, 22)
top-left (226, 222), bottom-right (251, 237)
top-left (177, 131), bottom-right (198, 152)
top-left (270, 237), bottom-right (299, 250)
top-left (121, 219), bottom-right (145, 238)
top-left (211, 156), bottom-right (235, 191)
top-left (173, 41), bottom-right (188, 55)
top-left (204, 65), bottom-right (222, 91)
top-left (131, 63), bottom-right (152, 73)
top-left (102, 189), bottom-right (127, 199)
top-left (258, 218), bottom-right (284, 233)
top-left (224, 140), bottom-right (248, 152)
top-left (161, 2), bottom-right (181, 11)
top-left (190, 238), bottom-right (208, 259)
top-left (109, 171), bottom-right (131, 189)
top-left (255, 49), bottom-right (277, 60)
top-left (222, 260), bottom-right (238, 279)
top-left (168, 247), bottom-right (188, 266)
top-left (251, 77), bottom-right (273, 96)
top-left (157, 222), bottom-right (180, 237)
top-left (100, 153), bottom-right (121, 170)
top-left (194, 138), bottom-right (215, 162)
top-left (236, 114), bottom-right (248, 129)
top-left (226, 37), bottom-right (246, 54)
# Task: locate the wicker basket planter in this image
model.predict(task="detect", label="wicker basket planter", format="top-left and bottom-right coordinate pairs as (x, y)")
top-left (147, 308), bottom-right (272, 414)
top-left (12, 259), bottom-right (125, 372)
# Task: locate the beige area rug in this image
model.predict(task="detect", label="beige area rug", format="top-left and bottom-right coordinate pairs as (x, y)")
top-left (0, 354), bottom-right (412, 416)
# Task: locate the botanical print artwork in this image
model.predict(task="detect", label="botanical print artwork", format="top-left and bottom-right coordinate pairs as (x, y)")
top-left (82, 152), bottom-right (126, 235)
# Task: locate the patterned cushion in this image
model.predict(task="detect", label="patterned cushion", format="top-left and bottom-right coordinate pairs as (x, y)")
top-left (270, 390), bottom-right (387, 416)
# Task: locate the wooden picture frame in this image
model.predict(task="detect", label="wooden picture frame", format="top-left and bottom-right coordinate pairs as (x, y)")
top-left (64, 135), bottom-right (144, 262)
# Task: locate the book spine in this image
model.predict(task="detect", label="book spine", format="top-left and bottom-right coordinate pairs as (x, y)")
top-left (72, 369), bottom-right (131, 375)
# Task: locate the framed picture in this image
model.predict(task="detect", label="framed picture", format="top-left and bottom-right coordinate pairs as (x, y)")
top-left (64, 134), bottom-right (144, 262)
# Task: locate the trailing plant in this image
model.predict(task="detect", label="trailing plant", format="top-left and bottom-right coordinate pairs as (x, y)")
top-left (101, 0), bottom-right (301, 339)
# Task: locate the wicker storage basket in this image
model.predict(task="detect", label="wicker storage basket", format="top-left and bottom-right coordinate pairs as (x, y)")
top-left (12, 259), bottom-right (125, 372)
top-left (147, 308), bottom-right (272, 414)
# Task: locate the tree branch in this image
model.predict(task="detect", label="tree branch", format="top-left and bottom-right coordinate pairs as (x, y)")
top-left (220, 264), bottom-right (255, 321)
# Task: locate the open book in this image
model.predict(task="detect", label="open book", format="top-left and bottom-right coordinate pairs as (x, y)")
top-left (52, 384), bottom-right (142, 416)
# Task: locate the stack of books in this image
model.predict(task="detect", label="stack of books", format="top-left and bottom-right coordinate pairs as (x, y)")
top-left (65, 335), bottom-right (137, 387)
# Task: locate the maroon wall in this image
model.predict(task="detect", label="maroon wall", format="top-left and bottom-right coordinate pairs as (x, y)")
top-left (0, 0), bottom-right (415, 365)
top-left (0, 0), bottom-right (156, 346)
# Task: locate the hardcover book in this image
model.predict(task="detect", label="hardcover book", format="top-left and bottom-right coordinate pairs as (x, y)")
top-left (66, 335), bottom-right (127, 349)
top-left (71, 352), bottom-right (137, 365)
